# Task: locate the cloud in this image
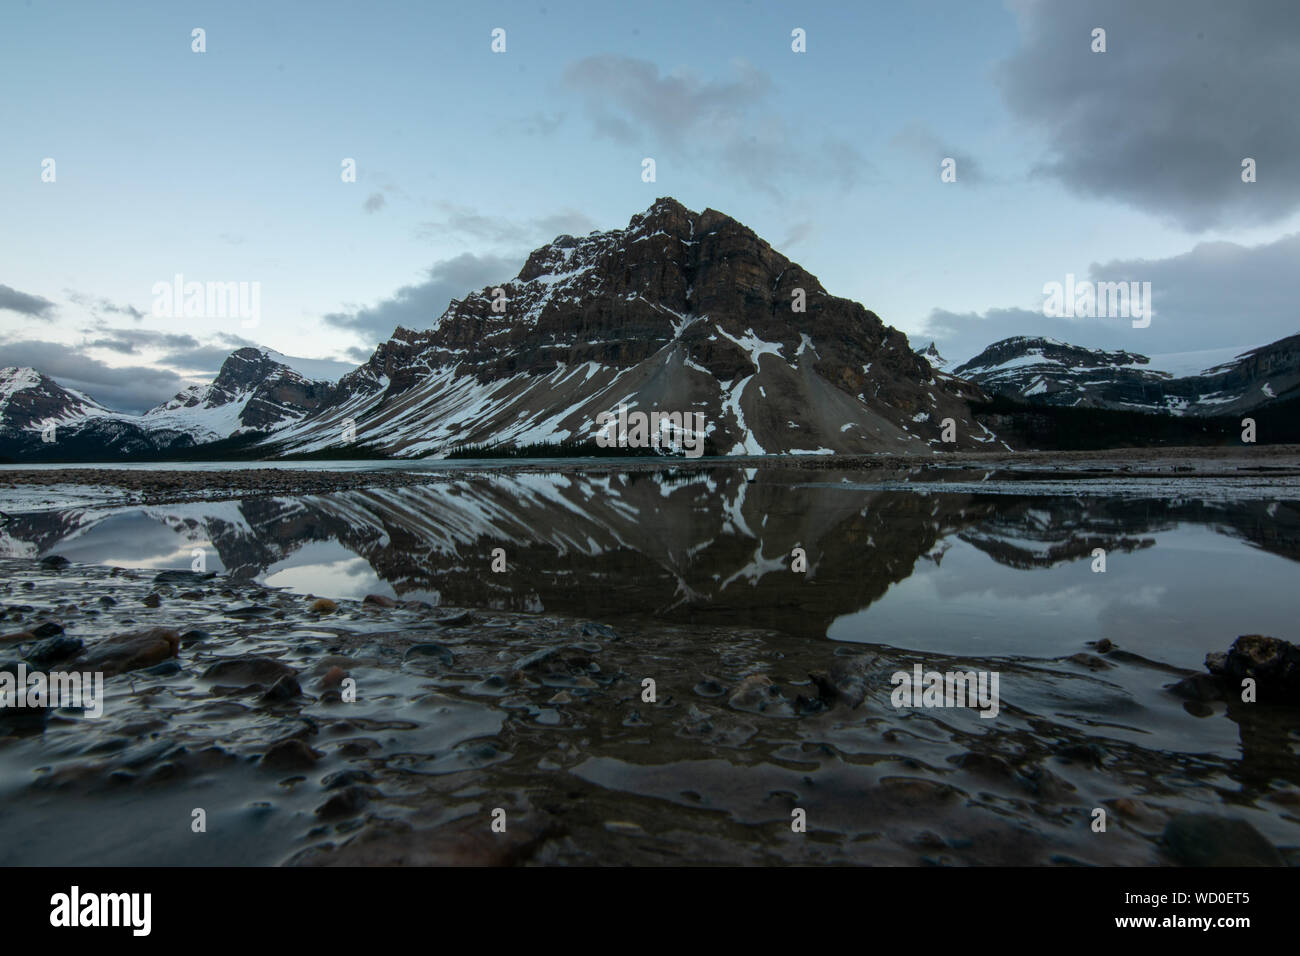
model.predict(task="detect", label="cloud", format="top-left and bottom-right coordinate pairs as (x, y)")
top-left (562, 55), bottom-right (870, 196)
top-left (922, 232), bottom-right (1300, 363)
top-left (0, 284), bottom-right (56, 319)
top-left (780, 221), bottom-right (815, 248)
top-left (417, 203), bottom-right (597, 245)
top-left (323, 252), bottom-right (522, 344)
top-left (0, 338), bottom-right (184, 413)
top-left (997, 0), bottom-right (1300, 230)
top-left (363, 192), bottom-right (387, 213)
top-left (891, 123), bottom-right (985, 184)
top-left (66, 291), bottom-right (148, 321)
top-left (84, 328), bottom-right (202, 355)
top-left (156, 345), bottom-right (238, 373)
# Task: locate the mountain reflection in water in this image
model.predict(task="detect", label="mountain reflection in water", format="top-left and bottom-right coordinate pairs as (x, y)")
top-left (6, 467), bottom-right (1297, 673)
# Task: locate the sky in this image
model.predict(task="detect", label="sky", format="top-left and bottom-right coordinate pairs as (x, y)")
top-left (2, 0), bottom-right (1298, 411)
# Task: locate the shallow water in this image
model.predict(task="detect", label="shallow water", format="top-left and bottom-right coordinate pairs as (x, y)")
top-left (1, 465), bottom-right (1298, 865)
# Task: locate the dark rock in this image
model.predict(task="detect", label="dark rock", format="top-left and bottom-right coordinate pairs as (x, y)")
top-left (362, 594), bottom-right (397, 608)
top-left (1055, 742), bottom-right (1106, 767)
top-left (693, 677), bottom-right (727, 698)
top-left (809, 657), bottom-right (868, 709)
top-left (143, 660), bottom-right (182, 677)
top-left (38, 555), bottom-right (70, 570)
top-left (321, 769), bottom-right (375, 790)
top-left (261, 674), bottom-right (302, 702)
top-left (24, 635), bottom-right (83, 668)
top-left (1167, 673), bottom-right (1225, 702)
top-left (141, 593), bottom-right (161, 608)
top-left (315, 784), bottom-right (373, 819)
top-left (405, 642), bottom-right (455, 665)
top-left (225, 605), bottom-right (273, 618)
top-left (153, 569), bottom-right (216, 585)
top-left (1205, 635), bottom-right (1300, 704)
top-left (31, 621), bottom-right (63, 639)
top-left (202, 656), bottom-right (296, 687)
top-left (260, 738), bottom-right (321, 771)
top-left (1161, 814), bottom-right (1284, 866)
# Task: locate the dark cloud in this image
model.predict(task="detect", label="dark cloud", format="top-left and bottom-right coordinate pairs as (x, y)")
top-left (363, 192), bottom-right (387, 213)
top-left (343, 346), bottom-right (374, 363)
top-left (84, 328), bottom-right (202, 355)
top-left (997, 0), bottom-right (1300, 230)
top-left (157, 345), bottom-right (236, 374)
top-left (0, 338), bottom-right (185, 413)
top-left (562, 55), bottom-right (870, 196)
top-left (0, 284), bottom-right (56, 319)
top-left (323, 252), bottom-right (522, 344)
top-left (923, 232), bottom-right (1300, 363)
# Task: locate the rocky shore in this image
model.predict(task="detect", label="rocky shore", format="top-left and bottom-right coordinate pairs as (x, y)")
top-left (1, 554), bottom-right (1296, 866)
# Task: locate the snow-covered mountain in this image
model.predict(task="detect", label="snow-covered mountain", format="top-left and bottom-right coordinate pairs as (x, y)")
top-left (0, 348), bottom-right (348, 461)
top-left (142, 347), bottom-right (342, 443)
top-left (0, 366), bottom-right (175, 459)
top-left (263, 198), bottom-right (997, 457)
top-left (951, 334), bottom-right (1300, 416)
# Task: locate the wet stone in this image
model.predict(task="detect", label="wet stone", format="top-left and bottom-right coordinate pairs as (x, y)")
top-left (261, 738), bottom-right (321, 771)
top-left (24, 635), bottom-right (82, 668)
top-left (202, 656), bottom-right (296, 687)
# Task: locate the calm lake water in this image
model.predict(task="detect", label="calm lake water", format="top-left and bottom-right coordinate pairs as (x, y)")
top-left (5, 466), bottom-right (1296, 671)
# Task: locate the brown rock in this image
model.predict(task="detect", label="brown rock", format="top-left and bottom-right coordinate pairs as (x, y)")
top-left (82, 627), bottom-right (180, 676)
top-left (363, 594), bottom-right (397, 608)
top-left (318, 666), bottom-right (347, 689)
top-left (309, 598), bottom-right (338, 614)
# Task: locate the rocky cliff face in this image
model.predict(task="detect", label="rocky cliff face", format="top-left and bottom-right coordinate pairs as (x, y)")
top-left (267, 198), bottom-right (1000, 456)
top-left (953, 334), bottom-right (1300, 416)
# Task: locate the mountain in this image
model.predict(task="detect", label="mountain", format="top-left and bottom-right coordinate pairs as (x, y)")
top-left (142, 347), bottom-right (341, 444)
top-left (0, 367), bottom-right (176, 459)
top-left (0, 348), bottom-right (347, 461)
top-left (952, 334), bottom-right (1300, 416)
top-left (264, 198), bottom-right (999, 457)
top-left (915, 341), bottom-right (951, 372)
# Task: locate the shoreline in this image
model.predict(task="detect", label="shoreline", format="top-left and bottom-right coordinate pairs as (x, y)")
top-left (3, 445), bottom-right (1299, 512)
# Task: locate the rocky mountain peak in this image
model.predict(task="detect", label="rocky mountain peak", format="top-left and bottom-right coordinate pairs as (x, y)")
top-left (264, 199), bottom-right (1000, 457)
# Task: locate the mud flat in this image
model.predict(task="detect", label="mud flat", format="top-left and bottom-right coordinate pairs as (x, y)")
top-left (1, 555), bottom-right (1296, 866)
